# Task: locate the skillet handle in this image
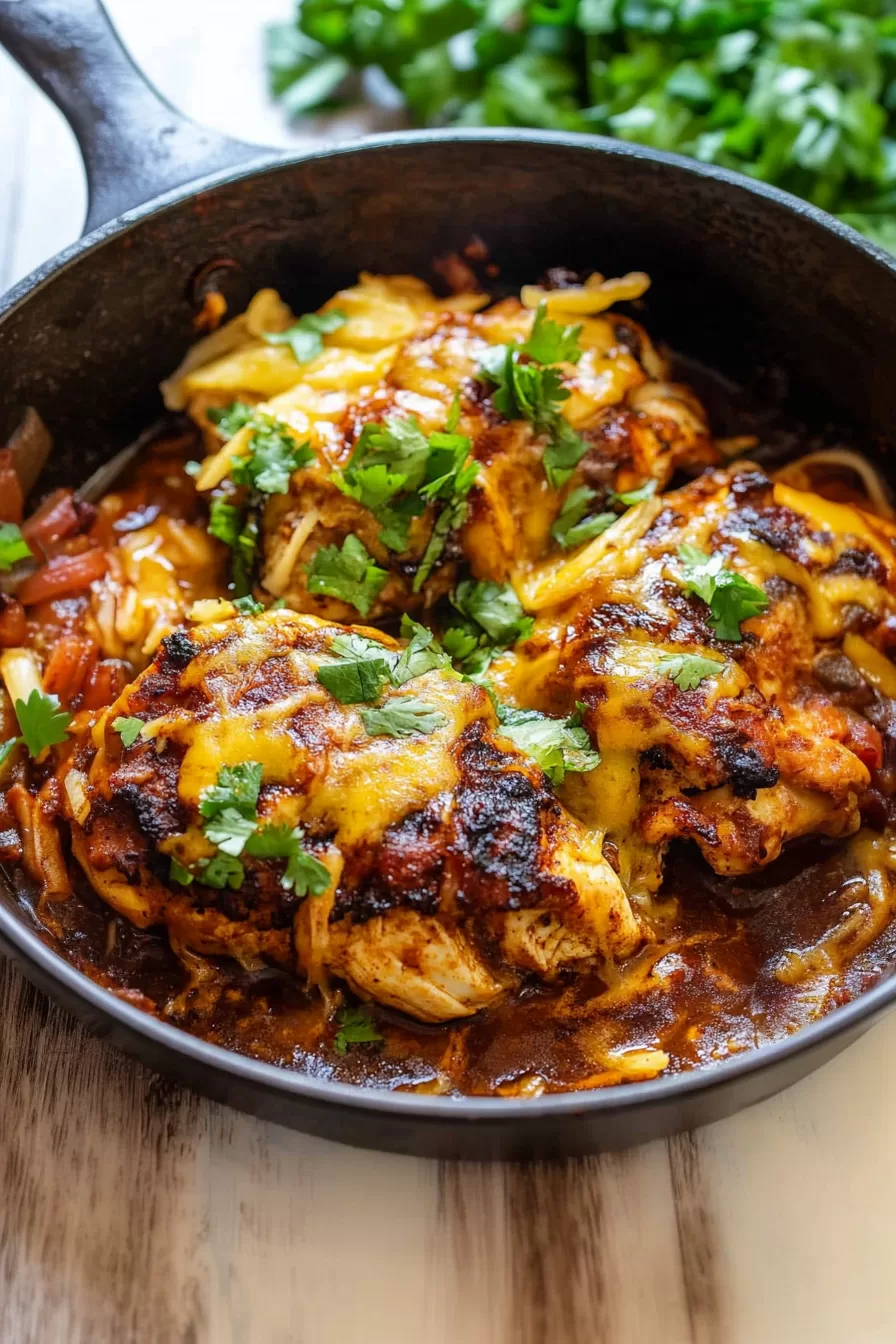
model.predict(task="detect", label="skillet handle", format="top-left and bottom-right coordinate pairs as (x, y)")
top-left (0, 0), bottom-right (263, 235)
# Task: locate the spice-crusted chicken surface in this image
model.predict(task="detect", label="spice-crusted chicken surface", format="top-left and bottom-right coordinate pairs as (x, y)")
top-left (168, 272), bottom-right (716, 620)
top-left (5, 264), bottom-right (896, 1095)
top-left (490, 462), bottom-right (896, 903)
top-left (62, 611), bottom-right (640, 1022)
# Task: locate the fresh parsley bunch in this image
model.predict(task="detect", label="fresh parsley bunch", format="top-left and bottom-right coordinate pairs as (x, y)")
top-left (267, 0), bottom-right (896, 251)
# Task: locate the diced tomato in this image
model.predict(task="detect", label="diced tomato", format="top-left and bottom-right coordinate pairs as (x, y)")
top-left (843, 713), bottom-right (884, 771)
top-left (0, 595), bottom-right (26, 647)
top-left (21, 489), bottom-right (97, 552)
top-left (16, 548), bottom-right (109, 605)
top-left (0, 450), bottom-right (23, 524)
top-left (81, 658), bottom-right (128, 710)
top-left (42, 635), bottom-right (98, 706)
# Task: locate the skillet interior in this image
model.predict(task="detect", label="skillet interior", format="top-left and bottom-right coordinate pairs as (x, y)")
top-left (4, 131), bottom-right (896, 1155)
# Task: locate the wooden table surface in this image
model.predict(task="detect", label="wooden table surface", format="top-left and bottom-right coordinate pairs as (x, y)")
top-left (2, 6), bottom-right (896, 1341)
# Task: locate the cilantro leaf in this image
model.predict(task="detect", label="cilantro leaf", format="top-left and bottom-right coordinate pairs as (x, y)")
top-left (677, 545), bottom-right (769, 642)
top-left (15, 689), bottom-right (72, 757)
top-left (656, 652), bottom-right (726, 691)
top-left (233, 595), bottom-right (265, 615)
top-left (542, 418), bottom-right (589, 489)
top-left (208, 498), bottom-right (242, 547)
top-left (611, 479), bottom-right (657, 506)
top-left (262, 308), bottom-right (347, 364)
top-left (306, 534), bottom-right (388, 617)
top-left (0, 523), bottom-right (32, 572)
top-left (203, 806), bottom-right (258, 857)
top-left (334, 415), bottom-right (431, 551)
top-left (551, 486), bottom-right (616, 549)
top-left (521, 302), bottom-right (583, 365)
top-left (200, 852), bottom-right (245, 890)
top-left (208, 401), bottom-right (255, 440)
top-left (169, 857), bottom-right (194, 886)
top-left (334, 1004), bottom-right (382, 1054)
top-left (494, 702), bottom-right (600, 785)
top-left (317, 643), bottom-right (395, 703)
top-left (112, 715), bottom-right (144, 748)
top-left (478, 313), bottom-right (587, 489)
top-left (452, 579), bottom-right (533, 646)
top-left (199, 762), bottom-right (263, 822)
top-left (0, 738), bottom-right (18, 770)
top-left (359, 697), bottom-right (447, 737)
top-left (230, 415), bottom-right (314, 495)
top-left (441, 618), bottom-right (494, 679)
top-left (392, 615), bottom-right (453, 685)
top-left (245, 823), bottom-right (331, 895)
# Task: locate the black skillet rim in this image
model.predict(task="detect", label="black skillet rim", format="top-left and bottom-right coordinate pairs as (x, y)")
top-left (2, 125), bottom-right (896, 1125)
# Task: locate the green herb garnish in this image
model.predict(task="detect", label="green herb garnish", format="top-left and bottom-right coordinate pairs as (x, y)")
top-left (229, 416), bottom-right (314, 495)
top-left (13, 690), bottom-right (72, 758)
top-left (611, 480), bottom-right (658, 507)
top-left (208, 401), bottom-right (255, 440)
top-left (233, 595), bottom-right (265, 615)
top-left (0, 523), bottom-right (32, 572)
top-left (551, 486), bottom-right (617, 549)
top-left (262, 308), bottom-right (347, 364)
top-left (656, 652), bottom-right (726, 691)
top-left (244, 823), bottom-right (331, 895)
top-left (676, 544), bottom-right (769, 642)
top-left (306, 534), bottom-right (388, 617)
top-left (334, 1004), bottom-right (383, 1054)
top-left (478, 302), bottom-right (587, 488)
top-left (112, 716), bottom-right (144, 748)
top-left (359, 696), bottom-right (447, 737)
top-left (266, 5), bottom-right (896, 255)
top-left (494, 700), bottom-right (600, 785)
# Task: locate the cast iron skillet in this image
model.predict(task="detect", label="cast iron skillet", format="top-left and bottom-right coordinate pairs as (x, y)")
top-left (3, 0), bottom-right (896, 1160)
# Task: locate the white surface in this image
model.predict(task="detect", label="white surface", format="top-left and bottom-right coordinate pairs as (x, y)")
top-left (1, 5), bottom-right (895, 1341)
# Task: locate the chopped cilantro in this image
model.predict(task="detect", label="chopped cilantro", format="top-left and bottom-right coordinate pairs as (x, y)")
top-left (14, 690), bottom-right (72, 758)
top-left (316, 619), bottom-right (451, 705)
top-left (169, 857), bottom-right (194, 886)
top-left (245, 823), bottom-right (331, 895)
top-left (200, 852), bottom-right (246, 890)
top-left (452, 579), bottom-right (533, 647)
top-left (306, 534), bottom-right (388, 617)
top-left (208, 401), bottom-right (255, 440)
top-left (317, 636), bottom-right (395, 703)
top-left (203, 807), bottom-right (259, 857)
top-left (262, 308), bottom-right (347, 364)
top-left (112, 715), bottom-right (144, 748)
top-left (208, 497), bottom-right (243, 548)
top-left (611, 480), bottom-right (657, 507)
top-left (392, 615), bottom-right (452, 685)
top-left (677, 544), bottom-right (769, 642)
top-left (441, 617), bottom-right (494, 679)
top-left (656, 652), bottom-right (726, 691)
top-left (542, 419), bottom-right (590, 489)
top-left (494, 701), bottom-right (600, 785)
top-left (334, 412), bottom-right (477, 563)
top-left (0, 523), bottom-right (32, 572)
top-left (232, 515), bottom-right (260, 597)
top-left (334, 1004), bottom-right (383, 1054)
top-left (0, 738), bottom-right (18, 771)
top-left (233, 595), bottom-right (265, 615)
top-left (480, 344), bottom-right (570, 429)
top-left (521, 302), bottom-right (583, 366)
top-left (230, 415), bottom-right (314, 495)
top-left (551, 486), bottom-right (616, 549)
top-left (478, 302), bottom-right (587, 489)
top-left (359, 696), bottom-right (447, 737)
top-left (199, 762), bottom-right (263, 823)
